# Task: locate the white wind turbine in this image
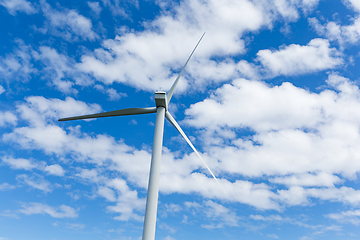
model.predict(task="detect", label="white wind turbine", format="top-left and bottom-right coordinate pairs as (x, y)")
top-left (58, 33), bottom-right (225, 240)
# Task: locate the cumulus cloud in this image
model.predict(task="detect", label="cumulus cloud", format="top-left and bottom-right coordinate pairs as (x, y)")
top-left (256, 38), bottom-right (343, 77)
top-left (76, 167), bottom-right (145, 221)
top-left (76, 0), bottom-right (272, 92)
top-left (105, 178), bottom-right (145, 221)
top-left (0, 111), bottom-right (17, 127)
top-left (1, 156), bottom-right (42, 170)
top-left (4, 70), bottom-right (360, 213)
top-left (1, 95), bottom-right (280, 211)
top-left (183, 73), bottom-right (360, 207)
top-left (45, 164), bottom-right (65, 176)
top-left (0, 0), bottom-right (37, 15)
top-left (19, 202), bottom-right (78, 218)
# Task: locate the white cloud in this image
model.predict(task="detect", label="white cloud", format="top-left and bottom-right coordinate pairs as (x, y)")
top-left (256, 38), bottom-right (343, 77)
top-left (45, 164), bottom-right (65, 176)
top-left (65, 222), bottom-right (86, 230)
top-left (343, 0), bottom-right (360, 12)
top-left (184, 74), bottom-right (360, 179)
top-left (0, 85), bottom-right (4, 94)
top-left (164, 203), bottom-right (182, 214)
top-left (88, 1), bottom-right (102, 16)
top-left (33, 46), bottom-right (78, 93)
top-left (0, 40), bottom-right (36, 82)
top-left (94, 84), bottom-right (127, 101)
top-left (249, 213), bottom-right (338, 233)
top-left (101, 0), bottom-right (138, 17)
top-left (0, 0), bottom-right (37, 15)
top-left (4, 75), bottom-right (360, 213)
top-left (0, 111), bottom-right (17, 127)
top-left (250, 214), bottom-right (284, 222)
top-left (98, 186), bottom-right (117, 202)
top-left (270, 172), bottom-right (344, 187)
top-left (1, 155), bottom-right (65, 176)
top-left (309, 1), bottom-right (360, 46)
top-left (163, 236), bottom-right (176, 240)
top-left (306, 187), bottom-right (360, 206)
top-left (76, 0), bottom-right (270, 92)
top-left (0, 43), bottom-right (94, 93)
top-left (1, 156), bottom-right (42, 170)
top-left (16, 174), bottom-right (52, 192)
top-left (179, 72), bottom-right (360, 208)
top-left (106, 178), bottom-right (145, 221)
top-left (327, 209), bottom-right (360, 225)
top-left (76, 167), bottom-right (145, 221)
top-left (202, 200), bottom-right (239, 228)
top-left (0, 209), bottom-right (18, 218)
top-left (0, 182), bottom-right (15, 191)
top-left (19, 202), bottom-right (78, 218)
top-left (185, 200), bottom-right (239, 229)
top-left (71, 0), bottom-right (325, 93)
top-left (17, 96), bottom-right (101, 127)
top-left (39, 0), bottom-right (98, 41)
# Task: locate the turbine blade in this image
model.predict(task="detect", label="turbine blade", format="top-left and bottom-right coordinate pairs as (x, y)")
top-left (58, 107), bottom-right (157, 121)
top-left (167, 32), bottom-right (205, 104)
top-left (165, 111), bottom-right (227, 195)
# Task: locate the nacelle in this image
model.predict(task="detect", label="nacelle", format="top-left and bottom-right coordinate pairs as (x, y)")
top-left (155, 91), bottom-right (167, 109)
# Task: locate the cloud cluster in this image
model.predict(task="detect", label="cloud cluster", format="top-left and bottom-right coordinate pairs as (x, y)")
top-left (4, 85), bottom-right (360, 214)
top-left (182, 73), bottom-right (360, 208)
top-left (1, 0), bottom-right (338, 97)
top-left (185, 73), bottom-right (360, 177)
top-left (77, 0), bottom-right (325, 92)
top-left (309, 0), bottom-right (360, 46)
top-left (2, 2), bottom-right (360, 235)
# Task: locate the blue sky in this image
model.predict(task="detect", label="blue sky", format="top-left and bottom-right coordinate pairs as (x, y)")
top-left (1, 0), bottom-right (360, 239)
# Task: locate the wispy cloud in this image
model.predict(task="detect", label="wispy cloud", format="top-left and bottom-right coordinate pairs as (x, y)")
top-left (0, 0), bottom-right (37, 15)
top-left (38, 0), bottom-right (98, 41)
top-left (0, 182), bottom-right (16, 191)
top-left (16, 174), bottom-right (52, 192)
top-left (19, 202), bottom-right (78, 218)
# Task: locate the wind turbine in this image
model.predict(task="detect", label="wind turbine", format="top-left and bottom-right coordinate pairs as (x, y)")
top-left (58, 32), bottom-right (225, 240)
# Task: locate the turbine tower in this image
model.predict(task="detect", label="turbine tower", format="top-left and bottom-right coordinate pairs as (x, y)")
top-left (58, 33), bottom-right (225, 240)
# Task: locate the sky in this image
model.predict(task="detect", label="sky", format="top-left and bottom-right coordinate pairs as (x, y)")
top-left (1, 0), bottom-right (360, 239)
